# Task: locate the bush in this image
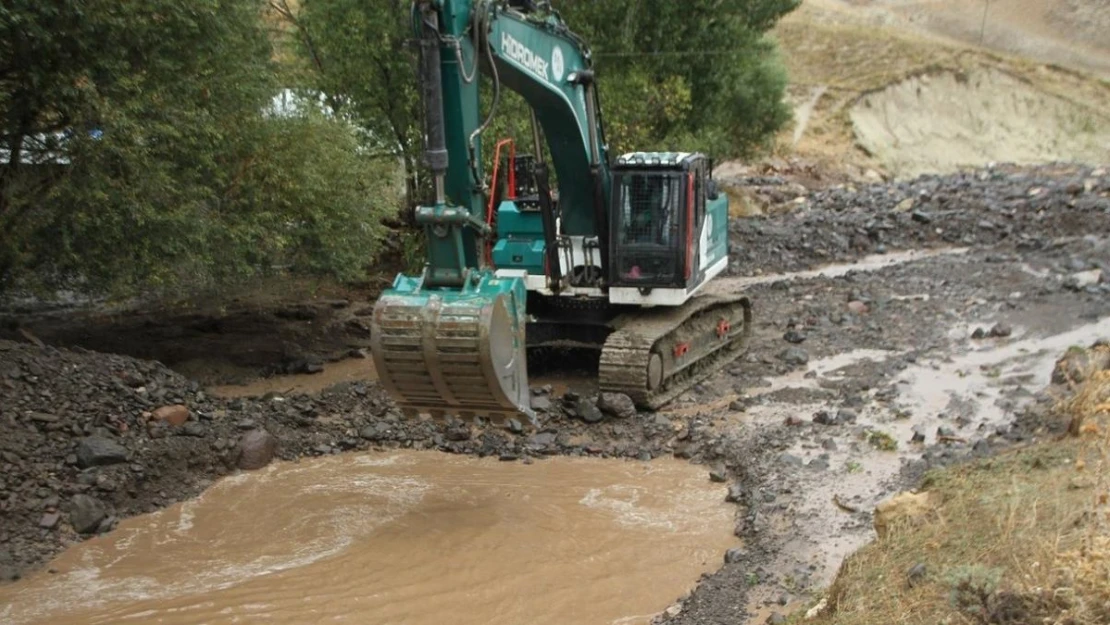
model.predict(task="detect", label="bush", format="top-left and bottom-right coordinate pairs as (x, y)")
top-left (0, 1), bottom-right (397, 298)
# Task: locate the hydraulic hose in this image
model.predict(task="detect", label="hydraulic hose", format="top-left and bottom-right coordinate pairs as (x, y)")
top-left (468, 5), bottom-right (500, 191)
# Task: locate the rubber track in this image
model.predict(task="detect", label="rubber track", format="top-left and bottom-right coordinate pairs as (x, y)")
top-left (598, 294), bottom-right (752, 410)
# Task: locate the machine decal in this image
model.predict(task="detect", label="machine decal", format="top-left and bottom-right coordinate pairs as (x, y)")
top-left (700, 211), bottom-right (713, 270)
top-left (551, 46), bottom-right (565, 82)
top-left (502, 32), bottom-right (549, 81)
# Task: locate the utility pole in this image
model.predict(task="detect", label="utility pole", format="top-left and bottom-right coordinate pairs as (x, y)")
top-left (979, 0), bottom-right (991, 45)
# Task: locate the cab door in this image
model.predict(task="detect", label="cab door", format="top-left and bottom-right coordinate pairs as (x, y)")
top-left (684, 158), bottom-right (707, 289)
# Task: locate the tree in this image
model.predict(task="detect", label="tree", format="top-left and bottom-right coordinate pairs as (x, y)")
top-left (280, 0), bottom-right (797, 199)
top-left (556, 0), bottom-right (800, 157)
top-left (273, 0), bottom-right (426, 209)
top-left (0, 0), bottom-right (396, 296)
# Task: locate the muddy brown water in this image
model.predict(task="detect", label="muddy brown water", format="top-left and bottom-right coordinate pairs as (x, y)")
top-left (211, 358), bottom-right (378, 398)
top-left (0, 452), bottom-right (736, 625)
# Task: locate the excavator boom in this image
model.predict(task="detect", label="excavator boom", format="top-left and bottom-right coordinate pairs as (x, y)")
top-left (371, 0), bottom-right (604, 422)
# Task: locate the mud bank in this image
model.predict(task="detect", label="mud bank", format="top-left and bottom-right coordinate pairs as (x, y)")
top-left (851, 70), bottom-right (1110, 177)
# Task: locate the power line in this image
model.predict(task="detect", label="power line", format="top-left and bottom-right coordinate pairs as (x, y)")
top-left (592, 49), bottom-right (741, 58)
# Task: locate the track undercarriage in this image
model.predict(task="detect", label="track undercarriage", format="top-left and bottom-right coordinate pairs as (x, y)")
top-left (531, 292), bottom-right (753, 410)
top-left (371, 289), bottom-right (753, 422)
top-left (598, 294), bottom-right (752, 410)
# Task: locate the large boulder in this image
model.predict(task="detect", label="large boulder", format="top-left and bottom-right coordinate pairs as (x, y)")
top-left (236, 429), bottom-right (278, 470)
top-left (76, 436), bottom-right (128, 469)
top-left (69, 494), bottom-right (107, 534)
top-left (1051, 344), bottom-right (1110, 385)
top-left (597, 393), bottom-right (637, 419)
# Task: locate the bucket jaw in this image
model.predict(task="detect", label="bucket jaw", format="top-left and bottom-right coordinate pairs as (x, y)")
top-left (370, 272), bottom-right (534, 424)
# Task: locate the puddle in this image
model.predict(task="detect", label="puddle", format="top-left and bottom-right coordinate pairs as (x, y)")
top-left (728, 315), bottom-right (1110, 604)
top-left (711, 247), bottom-right (969, 293)
top-left (210, 358), bottom-right (377, 398)
top-left (892, 315), bottom-right (1110, 444)
top-left (0, 452), bottom-right (737, 625)
top-left (751, 349), bottom-right (894, 398)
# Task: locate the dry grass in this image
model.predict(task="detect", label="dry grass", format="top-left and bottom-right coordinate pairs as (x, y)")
top-left (770, 3), bottom-right (1110, 168)
top-left (805, 349), bottom-right (1110, 625)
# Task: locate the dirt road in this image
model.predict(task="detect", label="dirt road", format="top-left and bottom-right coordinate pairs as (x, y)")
top-left (1, 164), bottom-right (1107, 623)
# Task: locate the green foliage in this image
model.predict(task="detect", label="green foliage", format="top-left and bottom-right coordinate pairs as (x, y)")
top-left (944, 565), bottom-right (1004, 617)
top-left (0, 0), bottom-right (395, 297)
top-left (557, 0), bottom-right (799, 157)
top-left (865, 429), bottom-right (898, 451)
top-left (278, 0), bottom-right (426, 205)
top-left (283, 0), bottom-right (798, 188)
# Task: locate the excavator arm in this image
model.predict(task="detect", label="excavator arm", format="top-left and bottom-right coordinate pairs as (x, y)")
top-left (370, 0), bottom-right (609, 422)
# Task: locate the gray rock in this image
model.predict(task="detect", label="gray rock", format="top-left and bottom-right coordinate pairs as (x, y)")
top-left (507, 418), bottom-right (524, 434)
top-left (836, 408), bottom-right (859, 424)
top-left (708, 467), bottom-right (728, 483)
top-left (988, 322), bottom-right (1012, 338)
top-left (597, 392), bottom-right (637, 419)
top-left (778, 453), bottom-right (804, 467)
top-left (783, 329), bottom-right (807, 344)
top-left (237, 429), bottom-right (278, 470)
top-left (76, 436), bottom-right (128, 469)
top-left (530, 395), bottom-right (552, 412)
top-left (820, 438), bottom-right (838, 451)
top-left (575, 398), bottom-right (605, 423)
top-left (1052, 348), bottom-right (1110, 385)
top-left (39, 512), bottom-right (60, 529)
top-left (910, 210), bottom-right (932, 224)
top-left (766, 613), bottom-right (787, 625)
top-left (445, 424), bottom-right (471, 441)
top-left (724, 547), bottom-right (746, 564)
top-left (911, 426), bottom-right (927, 443)
top-left (971, 327), bottom-right (987, 339)
top-left (70, 494), bottom-right (107, 534)
top-left (779, 347), bottom-right (809, 366)
top-left (807, 457), bottom-right (830, 471)
top-left (907, 562), bottom-right (928, 587)
top-left (725, 483), bottom-right (745, 503)
top-left (528, 432), bottom-right (557, 447)
top-left (181, 422), bottom-right (206, 437)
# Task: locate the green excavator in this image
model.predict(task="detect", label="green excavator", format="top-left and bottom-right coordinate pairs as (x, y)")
top-left (370, 0), bottom-right (751, 423)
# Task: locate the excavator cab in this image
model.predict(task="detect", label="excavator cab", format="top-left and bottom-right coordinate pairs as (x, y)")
top-left (608, 152), bottom-right (723, 295)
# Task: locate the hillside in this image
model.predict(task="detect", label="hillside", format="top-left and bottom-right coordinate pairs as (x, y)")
top-left (764, 0), bottom-right (1110, 179)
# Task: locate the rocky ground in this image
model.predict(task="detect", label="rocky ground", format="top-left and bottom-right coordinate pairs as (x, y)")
top-left (724, 163), bottom-right (1109, 276)
top-left (1, 163), bottom-right (1108, 624)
